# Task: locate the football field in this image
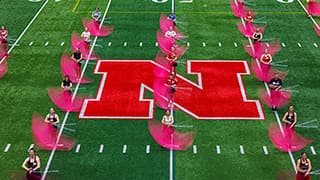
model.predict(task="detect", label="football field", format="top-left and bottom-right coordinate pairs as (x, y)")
top-left (0, 0), bottom-right (320, 179)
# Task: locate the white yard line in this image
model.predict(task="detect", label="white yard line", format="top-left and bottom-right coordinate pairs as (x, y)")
top-left (75, 144), bottom-right (81, 153)
top-left (4, 144), bottom-right (11, 152)
top-left (239, 145), bottom-right (245, 154)
top-left (146, 145), bottom-right (150, 154)
top-left (216, 145), bottom-right (221, 154)
top-left (122, 145), bottom-right (127, 154)
top-left (310, 146), bottom-right (317, 155)
top-left (234, 0), bottom-right (297, 173)
top-left (0, 0), bottom-right (49, 65)
top-left (193, 145), bottom-right (197, 154)
top-left (41, 1), bottom-right (113, 179)
top-left (99, 144), bottom-right (104, 153)
top-left (263, 146), bottom-right (269, 155)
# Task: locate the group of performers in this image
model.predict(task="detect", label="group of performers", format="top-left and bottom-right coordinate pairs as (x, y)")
top-left (232, 0), bottom-right (314, 179)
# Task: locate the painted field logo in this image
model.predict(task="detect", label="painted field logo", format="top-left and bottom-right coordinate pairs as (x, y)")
top-left (79, 60), bottom-right (265, 120)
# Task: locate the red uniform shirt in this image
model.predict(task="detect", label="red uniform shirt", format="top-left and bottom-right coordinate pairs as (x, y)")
top-left (261, 54), bottom-right (272, 64)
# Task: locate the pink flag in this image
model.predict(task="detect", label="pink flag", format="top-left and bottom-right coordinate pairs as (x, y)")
top-left (269, 122), bottom-right (312, 152)
top-left (82, 19), bottom-right (113, 37)
top-left (314, 24), bottom-right (320, 36)
top-left (230, 0), bottom-right (253, 18)
top-left (260, 89), bottom-right (291, 108)
top-left (251, 59), bottom-right (273, 82)
top-left (148, 121), bottom-right (194, 150)
top-left (244, 41), bottom-right (281, 58)
top-left (307, 1), bottom-right (320, 16)
top-left (32, 112), bottom-right (75, 151)
top-left (60, 53), bottom-right (92, 84)
top-left (159, 14), bottom-right (175, 33)
top-left (47, 87), bottom-right (86, 112)
top-left (157, 30), bottom-right (175, 54)
top-left (71, 32), bottom-right (99, 60)
top-left (0, 43), bottom-right (8, 59)
top-left (0, 60), bottom-right (8, 78)
top-left (155, 52), bottom-right (172, 70)
top-left (237, 22), bottom-right (266, 38)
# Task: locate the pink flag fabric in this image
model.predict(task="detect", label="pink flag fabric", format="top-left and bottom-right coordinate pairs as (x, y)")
top-left (0, 43), bottom-right (8, 59)
top-left (237, 22), bottom-right (266, 38)
top-left (268, 122), bottom-right (312, 152)
top-left (155, 52), bottom-right (173, 70)
top-left (251, 59), bottom-right (273, 82)
top-left (159, 14), bottom-right (175, 33)
top-left (71, 32), bottom-right (99, 60)
top-left (244, 41), bottom-right (281, 58)
top-left (260, 89), bottom-right (291, 108)
top-left (0, 60), bottom-right (8, 78)
top-left (148, 121), bottom-right (194, 150)
top-left (82, 19), bottom-right (113, 37)
top-left (307, 1), bottom-right (320, 16)
top-left (32, 112), bottom-right (75, 151)
top-left (60, 53), bottom-right (91, 84)
top-left (47, 87), bottom-right (85, 112)
top-left (157, 30), bottom-right (175, 54)
top-left (230, 0), bottom-right (249, 18)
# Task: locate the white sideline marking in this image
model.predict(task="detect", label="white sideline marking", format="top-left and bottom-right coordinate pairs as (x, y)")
top-left (155, 42), bottom-right (158, 47)
top-left (314, 43), bottom-right (318, 48)
top-left (281, 42), bottom-right (286, 47)
top-left (146, 145), bottom-right (150, 154)
top-left (44, 41), bottom-right (49, 46)
top-left (263, 146), bottom-right (269, 155)
top-left (123, 145), bottom-right (127, 154)
top-left (99, 144), bottom-right (104, 153)
top-left (216, 145), bottom-right (221, 154)
top-left (60, 42), bottom-right (64, 46)
top-left (0, 0), bottom-right (49, 65)
top-left (202, 42), bottom-right (206, 47)
top-left (75, 144), bottom-right (81, 153)
top-left (218, 42), bottom-right (222, 47)
top-left (187, 42), bottom-right (190, 47)
top-left (234, 42), bottom-right (238, 47)
top-left (41, 1), bottom-right (112, 179)
top-left (4, 144), bottom-right (11, 152)
top-left (193, 145), bottom-right (197, 154)
top-left (310, 146), bottom-right (317, 155)
top-left (108, 42), bottom-right (112, 46)
top-left (28, 144), bottom-right (35, 151)
top-left (124, 42), bottom-right (127, 47)
top-left (240, 145), bottom-right (245, 154)
top-left (29, 41), bottom-right (34, 46)
top-left (297, 43), bottom-right (302, 47)
top-left (139, 42), bottom-right (143, 47)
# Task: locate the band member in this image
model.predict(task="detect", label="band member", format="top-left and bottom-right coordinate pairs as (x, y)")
top-left (44, 107), bottom-right (60, 129)
top-left (92, 7), bottom-right (101, 23)
top-left (252, 28), bottom-right (263, 42)
top-left (268, 73), bottom-right (282, 111)
top-left (71, 48), bottom-right (83, 76)
top-left (165, 26), bottom-right (177, 39)
top-left (166, 46), bottom-right (178, 75)
top-left (244, 11), bottom-right (254, 23)
top-left (161, 110), bottom-right (174, 127)
top-left (81, 27), bottom-right (91, 44)
top-left (22, 148), bottom-right (41, 180)
top-left (61, 75), bottom-right (72, 92)
top-left (0, 26), bottom-right (8, 52)
top-left (166, 73), bottom-right (177, 93)
top-left (168, 13), bottom-right (176, 26)
top-left (282, 105), bottom-right (297, 129)
top-left (296, 152), bottom-right (312, 180)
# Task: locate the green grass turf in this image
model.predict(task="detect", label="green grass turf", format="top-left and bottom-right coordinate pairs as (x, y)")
top-left (0, 0), bottom-right (320, 179)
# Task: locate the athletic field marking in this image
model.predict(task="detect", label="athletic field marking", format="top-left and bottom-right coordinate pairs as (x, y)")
top-left (146, 145), bottom-right (150, 154)
top-left (239, 145), bottom-right (245, 154)
top-left (155, 42), bottom-right (158, 47)
top-left (202, 42), bottom-right (206, 47)
top-left (297, 42), bottom-right (302, 48)
top-left (75, 144), bottom-right (81, 153)
top-left (124, 42), bottom-right (127, 47)
top-left (75, 11), bottom-right (306, 15)
top-left (193, 145), bottom-right (197, 154)
top-left (314, 43), bottom-right (318, 48)
top-left (234, 42), bottom-right (238, 47)
top-left (29, 0), bottom-right (42, 2)
top-left (99, 144), bottom-right (104, 153)
top-left (263, 146), bottom-right (269, 155)
top-left (187, 42), bottom-right (190, 47)
top-left (72, 0), bottom-right (81, 13)
top-left (108, 42), bottom-right (112, 46)
top-left (310, 146), bottom-right (317, 155)
top-left (0, 0), bottom-right (49, 65)
top-left (139, 42), bottom-right (143, 47)
top-left (122, 145), bottom-right (127, 154)
top-left (4, 144), bottom-right (11, 152)
top-left (28, 144), bottom-right (35, 151)
top-left (180, 0), bottom-right (192, 3)
top-left (235, 0), bottom-right (297, 172)
top-left (44, 41), bottom-right (49, 46)
top-left (41, 1), bottom-right (112, 179)
top-left (281, 42), bottom-right (286, 47)
top-left (216, 145), bottom-right (221, 154)
top-left (60, 42), bottom-right (64, 46)
top-left (218, 42), bottom-right (222, 47)
top-left (29, 41), bottom-right (34, 46)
